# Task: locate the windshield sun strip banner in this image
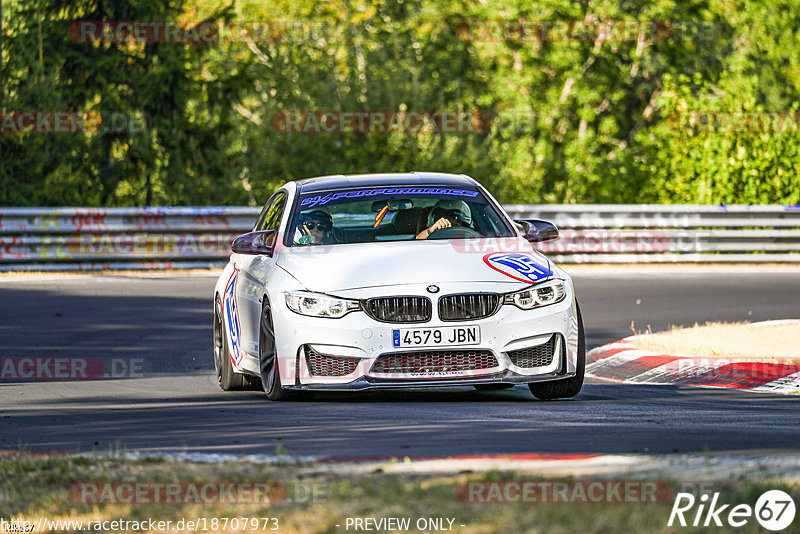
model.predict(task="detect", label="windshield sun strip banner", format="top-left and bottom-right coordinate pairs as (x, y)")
top-left (299, 187), bottom-right (480, 208)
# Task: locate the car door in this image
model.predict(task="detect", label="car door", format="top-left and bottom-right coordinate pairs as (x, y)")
top-left (231, 189), bottom-right (289, 365)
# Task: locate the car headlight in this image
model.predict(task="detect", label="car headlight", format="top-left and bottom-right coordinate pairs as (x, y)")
top-left (504, 279), bottom-right (567, 310)
top-left (285, 291), bottom-right (360, 318)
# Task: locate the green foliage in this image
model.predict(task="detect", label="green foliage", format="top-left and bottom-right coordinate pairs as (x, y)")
top-left (1, 0), bottom-right (252, 206)
top-left (1, 0), bottom-right (799, 206)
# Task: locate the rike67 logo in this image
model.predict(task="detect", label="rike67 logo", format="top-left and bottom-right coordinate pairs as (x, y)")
top-left (668, 490), bottom-right (796, 531)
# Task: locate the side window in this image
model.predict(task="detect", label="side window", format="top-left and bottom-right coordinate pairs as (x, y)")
top-left (254, 191), bottom-right (287, 232)
top-left (253, 203), bottom-right (269, 231)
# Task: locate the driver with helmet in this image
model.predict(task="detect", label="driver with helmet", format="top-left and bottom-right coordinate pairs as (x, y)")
top-left (416, 199), bottom-right (473, 240)
top-left (296, 208), bottom-right (335, 245)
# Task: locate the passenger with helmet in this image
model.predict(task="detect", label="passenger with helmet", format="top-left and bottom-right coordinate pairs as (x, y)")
top-left (296, 208), bottom-right (335, 245)
top-left (415, 199), bottom-right (473, 240)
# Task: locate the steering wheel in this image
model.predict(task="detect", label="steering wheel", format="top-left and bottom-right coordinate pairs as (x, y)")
top-left (429, 226), bottom-right (482, 239)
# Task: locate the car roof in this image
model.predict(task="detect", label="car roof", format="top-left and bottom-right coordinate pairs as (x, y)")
top-left (295, 172), bottom-right (478, 193)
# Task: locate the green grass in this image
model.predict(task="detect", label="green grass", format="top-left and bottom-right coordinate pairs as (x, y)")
top-left (0, 453), bottom-right (798, 533)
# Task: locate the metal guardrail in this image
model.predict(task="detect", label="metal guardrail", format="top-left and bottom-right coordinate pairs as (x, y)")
top-left (0, 207), bottom-right (257, 271)
top-left (0, 205), bottom-right (798, 271)
top-left (505, 204), bottom-right (800, 263)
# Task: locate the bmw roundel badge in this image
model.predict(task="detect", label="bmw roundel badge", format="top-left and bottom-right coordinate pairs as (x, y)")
top-left (426, 285), bottom-right (440, 294)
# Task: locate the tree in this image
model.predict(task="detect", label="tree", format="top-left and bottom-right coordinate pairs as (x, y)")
top-left (0, 0), bottom-right (252, 206)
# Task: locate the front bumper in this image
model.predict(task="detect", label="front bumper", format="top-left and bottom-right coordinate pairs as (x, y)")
top-left (284, 370), bottom-right (577, 391)
top-left (270, 282), bottom-right (579, 390)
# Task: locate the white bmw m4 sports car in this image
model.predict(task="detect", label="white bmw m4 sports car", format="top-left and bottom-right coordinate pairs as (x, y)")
top-left (213, 172), bottom-right (585, 400)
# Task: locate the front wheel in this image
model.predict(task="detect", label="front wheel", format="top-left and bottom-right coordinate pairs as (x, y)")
top-left (259, 301), bottom-right (296, 401)
top-left (528, 301), bottom-right (585, 400)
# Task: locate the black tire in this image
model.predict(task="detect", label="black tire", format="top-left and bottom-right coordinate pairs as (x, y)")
top-left (474, 384), bottom-right (515, 391)
top-left (259, 300), bottom-right (296, 401)
top-left (528, 301), bottom-right (585, 400)
top-left (214, 296), bottom-right (246, 391)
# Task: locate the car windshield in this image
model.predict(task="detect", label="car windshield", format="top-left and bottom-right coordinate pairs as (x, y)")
top-left (288, 185), bottom-right (515, 246)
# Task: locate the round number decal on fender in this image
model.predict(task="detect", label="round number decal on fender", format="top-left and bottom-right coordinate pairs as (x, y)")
top-left (483, 252), bottom-right (552, 284)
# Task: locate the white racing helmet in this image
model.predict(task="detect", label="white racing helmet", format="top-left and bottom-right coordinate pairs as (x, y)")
top-left (428, 199), bottom-right (472, 227)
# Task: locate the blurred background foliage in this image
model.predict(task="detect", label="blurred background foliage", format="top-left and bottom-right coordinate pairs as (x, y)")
top-left (0, 0), bottom-right (798, 206)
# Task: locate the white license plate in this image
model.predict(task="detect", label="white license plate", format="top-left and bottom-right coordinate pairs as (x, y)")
top-left (392, 326), bottom-right (480, 347)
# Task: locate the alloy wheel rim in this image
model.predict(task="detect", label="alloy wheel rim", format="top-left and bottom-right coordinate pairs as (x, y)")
top-left (260, 305), bottom-right (276, 392)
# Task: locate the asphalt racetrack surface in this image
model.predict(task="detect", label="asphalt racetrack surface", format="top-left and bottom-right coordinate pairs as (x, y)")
top-left (2, 268), bottom-right (799, 457)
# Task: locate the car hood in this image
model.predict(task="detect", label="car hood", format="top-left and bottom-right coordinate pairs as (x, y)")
top-left (276, 238), bottom-right (553, 292)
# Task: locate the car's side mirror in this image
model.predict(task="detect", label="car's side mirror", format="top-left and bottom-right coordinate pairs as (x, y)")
top-left (515, 219), bottom-right (559, 243)
top-left (231, 230), bottom-right (277, 256)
